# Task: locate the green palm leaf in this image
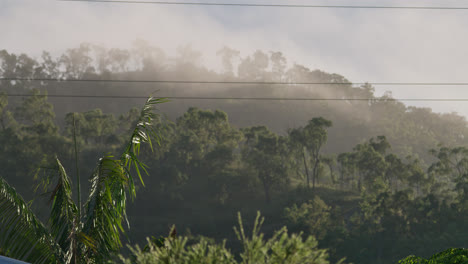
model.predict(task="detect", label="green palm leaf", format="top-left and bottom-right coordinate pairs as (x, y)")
top-left (0, 177), bottom-right (62, 264)
top-left (82, 96), bottom-right (168, 261)
top-left (47, 157), bottom-right (82, 263)
top-left (82, 156), bottom-right (128, 261)
top-left (0, 95), bottom-right (167, 263)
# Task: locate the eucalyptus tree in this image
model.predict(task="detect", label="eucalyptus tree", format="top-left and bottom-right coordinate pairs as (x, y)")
top-left (321, 155), bottom-right (337, 186)
top-left (384, 154), bottom-right (406, 192)
top-left (242, 126), bottom-right (289, 203)
top-left (141, 107), bottom-right (242, 205)
top-left (304, 118), bottom-right (332, 189)
top-left (64, 109), bottom-right (118, 145)
top-left (237, 50), bottom-right (269, 80)
top-left (405, 155), bottom-right (428, 196)
top-left (284, 196), bottom-right (333, 240)
top-left (14, 89), bottom-right (58, 137)
top-left (428, 145), bottom-right (468, 204)
top-left (289, 127), bottom-right (311, 188)
top-left (0, 96), bottom-right (167, 263)
top-left (0, 92), bottom-right (17, 131)
top-left (336, 152), bottom-right (357, 190)
top-left (59, 43), bottom-right (95, 79)
top-left (291, 118), bottom-right (332, 189)
top-left (0, 93), bottom-right (8, 131)
top-left (216, 46), bottom-right (240, 76)
top-left (1, 90), bottom-right (65, 200)
top-left (353, 141), bottom-right (388, 192)
top-left (181, 107), bottom-right (242, 203)
top-left (429, 146), bottom-right (468, 181)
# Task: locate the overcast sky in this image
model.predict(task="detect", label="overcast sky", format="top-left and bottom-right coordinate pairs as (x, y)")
top-left (2, 0), bottom-right (468, 117)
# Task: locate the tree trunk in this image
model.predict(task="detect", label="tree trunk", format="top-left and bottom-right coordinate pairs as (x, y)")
top-left (261, 174), bottom-right (271, 203)
top-left (377, 234), bottom-right (384, 263)
top-left (328, 164), bottom-right (335, 185)
top-left (312, 158), bottom-right (320, 190)
top-left (358, 173), bottom-right (362, 191)
top-left (0, 115), bottom-right (5, 131)
top-left (340, 171), bottom-right (344, 190)
top-left (302, 148), bottom-right (310, 188)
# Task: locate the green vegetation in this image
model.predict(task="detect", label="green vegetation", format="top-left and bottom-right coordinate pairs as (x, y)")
top-left (398, 248), bottom-right (468, 264)
top-left (1, 46), bottom-right (467, 263)
top-left (119, 212), bottom-right (340, 264)
top-left (0, 95), bottom-right (167, 263)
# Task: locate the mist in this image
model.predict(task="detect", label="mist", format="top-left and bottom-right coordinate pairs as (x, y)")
top-left (3, 0), bottom-right (468, 116)
top-left (1, 42), bottom-right (467, 160)
top-left (1, 1), bottom-right (468, 263)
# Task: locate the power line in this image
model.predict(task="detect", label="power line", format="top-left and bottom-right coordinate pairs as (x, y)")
top-left (5, 94), bottom-right (468, 101)
top-left (58, 0), bottom-right (468, 10)
top-left (3, 78), bottom-right (468, 86)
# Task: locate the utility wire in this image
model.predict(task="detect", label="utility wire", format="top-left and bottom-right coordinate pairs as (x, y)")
top-left (5, 94), bottom-right (468, 101)
top-left (3, 78), bottom-right (468, 86)
top-left (58, 0), bottom-right (468, 10)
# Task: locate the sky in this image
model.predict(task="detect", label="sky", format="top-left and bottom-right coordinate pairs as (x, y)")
top-left (2, 0), bottom-right (468, 117)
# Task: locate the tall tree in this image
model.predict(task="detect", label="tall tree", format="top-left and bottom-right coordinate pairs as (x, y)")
top-left (305, 118), bottom-right (332, 189)
top-left (337, 152), bottom-right (357, 190)
top-left (322, 155), bottom-right (337, 186)
top-left (352, 136), bottom-right (390, 191)
top-left (428, 145), bottom-right (468, 203)
top-left (0, 92), bottom-right (16, 131)
top-left (242, 126), bottom-right (289, 203)
top-left (216, 46), bottom-right (240, 76)
top-left (15, 89), bottom-right (57, 136)
top-left (64, 109), bottom-right (118, 145)
top-left (289, 127), bottom-right (311, 188)
top-left (289, 117), bottom-right (332, 189)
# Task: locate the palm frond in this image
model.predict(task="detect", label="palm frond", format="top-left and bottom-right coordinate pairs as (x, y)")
top-left (121, 96), bottom-right (168, 189)
top-left (47, 157), bottom-right (81, 263)
top-left (0, 177), bottom-right (62, 264)
top-left (82, 156), bottom-right (128, 261)
top-left (81, 96), bottom-right (167, 261)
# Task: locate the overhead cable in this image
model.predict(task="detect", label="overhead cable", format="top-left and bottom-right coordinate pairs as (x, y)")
top-left (3, 78), bottom-right (468, 86)
top-left (58, 0), bottom-right (468, 10)
top-left (5, 94), bottom-right (468, 101)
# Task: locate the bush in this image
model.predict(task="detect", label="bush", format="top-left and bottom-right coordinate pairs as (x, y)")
top-left (398, 248), bottom-right (468, 264)
top-left (118, 212), bottom-right (344, 264)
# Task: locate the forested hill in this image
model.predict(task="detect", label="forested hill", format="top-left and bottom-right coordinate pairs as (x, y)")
top-left (1, 43), bottom-right (467, 159)
top-left (1, 44), bottom-right (468, 264)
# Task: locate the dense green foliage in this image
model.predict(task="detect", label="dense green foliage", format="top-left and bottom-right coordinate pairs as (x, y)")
top-left (119, 212), bottom-right (339, 264)
top-left (1, 45), bottom-right (468, 263)
top-left (398, 248), bottom-right (468, 264)
top-left (0, 96), bottom-right (167, 263)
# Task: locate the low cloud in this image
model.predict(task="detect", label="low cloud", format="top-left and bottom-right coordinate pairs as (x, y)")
top-left (2, 0), bottom-right (468, 115)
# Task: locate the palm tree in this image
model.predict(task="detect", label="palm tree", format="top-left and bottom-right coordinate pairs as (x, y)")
top-left (0, 96), bottom-right (167, 264)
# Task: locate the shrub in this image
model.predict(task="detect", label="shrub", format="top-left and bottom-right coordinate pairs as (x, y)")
top-left (118, 212), bottom-right (344, 264)
top-left (398, 248), bottom-right (468, 264)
